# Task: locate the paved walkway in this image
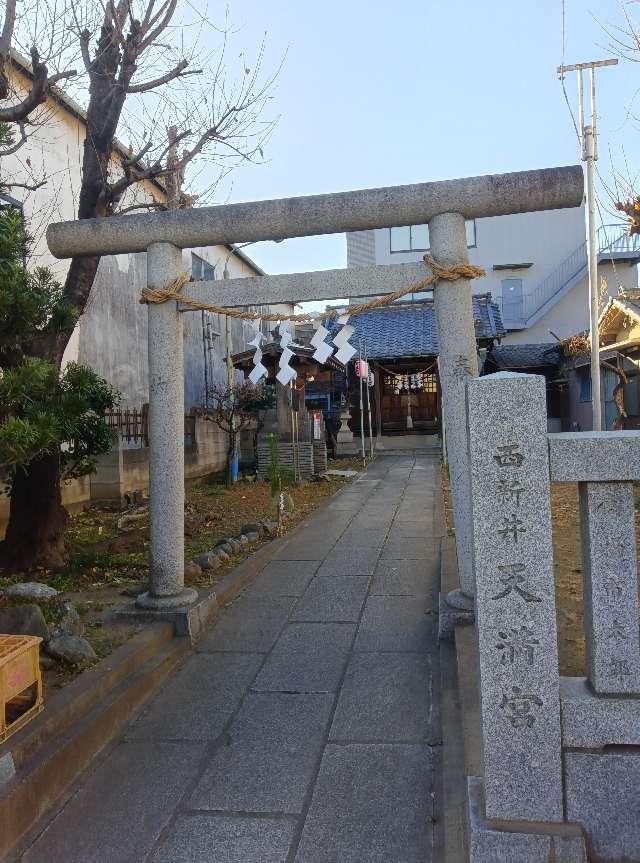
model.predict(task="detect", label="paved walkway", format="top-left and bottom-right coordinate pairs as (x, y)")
top-left (21, 455), bottom-right (444, 863)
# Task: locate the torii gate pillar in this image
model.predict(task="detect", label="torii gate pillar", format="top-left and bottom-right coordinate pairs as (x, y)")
top-left (429, 213), bottom-right (479, 606)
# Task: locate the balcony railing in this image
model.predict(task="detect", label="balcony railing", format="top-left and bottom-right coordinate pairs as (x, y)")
top-left (519, 224), bottom-right (640, 326)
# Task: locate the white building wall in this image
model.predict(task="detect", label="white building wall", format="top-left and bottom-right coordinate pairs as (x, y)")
top-left (361, 206), bottom-right (586, 307)
top-left (1, 65), bottom-right (270, 409)
top-left (503, 260), bottom-right (639, 344)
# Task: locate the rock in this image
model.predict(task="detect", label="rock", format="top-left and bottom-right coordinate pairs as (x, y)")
top-left (214, 537), bottom-right (232, 548)
top-left (238, 534), bottom-right (249, 548)
top-left (245, 531), bottom-right (260, 543)
top-left (241, 522), bottom-right (263, 537)
top-left (116, 508), bottom-right (148, 531)
top-left (196, 552), bottom-right (220, 572)
top-left (3, 582), bottom-right (58, 602)
top-left (39, 653), bottom-right (56, 670)
top-left (184, 562), bottom-right (202, 580)
top-left (260, 520), bottom-right (278, 537)
top-left (49, 601), bottom-right (84, 638)
top-left (227, 538), bottom-right (242, 553)
top-left (46, 635), bottom-right (97, 666)
top-left (0, 604), bottom-right (50, 640)
top-left (213, 549), bottom-right (230, 565)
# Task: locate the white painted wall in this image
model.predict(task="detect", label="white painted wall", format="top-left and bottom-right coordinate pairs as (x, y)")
top-left (503, 260), bottom-right (639, 344)
top-left (355, 206), bottom-right (586, 304)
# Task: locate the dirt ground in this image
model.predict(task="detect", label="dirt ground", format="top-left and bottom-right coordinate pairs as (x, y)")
top-left (0, 461), bottom-right (361, 689)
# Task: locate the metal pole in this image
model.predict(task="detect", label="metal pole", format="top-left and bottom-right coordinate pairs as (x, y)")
top-left (429, 213), bottom-right (479, 605)
top-left (364, 344), bottom-right (374, 458)
top-left (359, 342), bottom-right (366, 465)
top-left (137, 242), bottom-right (196, 610)
top-left (558, 57), bottom-right (617, 431)
top-left (585, 124), bottom-right (602, 430)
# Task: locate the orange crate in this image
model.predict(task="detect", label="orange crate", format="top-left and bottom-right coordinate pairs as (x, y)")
top-left (0, 635), bottom-right (43, 743)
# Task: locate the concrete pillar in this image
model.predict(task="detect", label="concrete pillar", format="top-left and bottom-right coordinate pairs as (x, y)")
top-left (429, 212), bottom-right (478, 605)
top-left (137, 242), bottom-right (197, 610)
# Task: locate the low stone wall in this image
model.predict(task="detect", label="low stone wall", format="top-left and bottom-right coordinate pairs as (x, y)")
top-left (312, 441), bottom-right (328, 474)
top-left (256, 442), bottom-right (315, 481)
top-left (91, 418), bottom-right (254, 504)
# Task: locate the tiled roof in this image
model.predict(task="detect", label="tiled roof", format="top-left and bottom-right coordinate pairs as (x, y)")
top-left (487, 343), bottom-right (563, 370)
top-left (330, 294), bottom-right (504, 360)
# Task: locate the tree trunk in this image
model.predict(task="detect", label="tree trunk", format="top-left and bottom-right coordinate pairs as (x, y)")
top-left (0, 450), bottom-right (68, 572)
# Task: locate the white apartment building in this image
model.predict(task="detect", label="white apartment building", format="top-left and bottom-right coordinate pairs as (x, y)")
top-left (347, 205), bottom-right (640, 344)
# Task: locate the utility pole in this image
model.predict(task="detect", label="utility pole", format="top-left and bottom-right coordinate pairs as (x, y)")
top-left (558, 58), bottom-right (617, 431)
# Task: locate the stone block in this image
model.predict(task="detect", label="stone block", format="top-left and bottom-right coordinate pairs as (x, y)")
top-left (253, 623), bottom-right (355, 692)
top-left (149, 815), bottom-right (296, 863)
top-left (127, 653), bottom-right (261, 741)
top-left (466, 373), bottom-right (563, 822)
top-left (380, 538), bottom-right (433, 560)
top-left (579, 481), bottom-right (640, 694)
top-left (565, 752), bottom-right (640, 862)
top-left (247, 560), bottom-right (320, 597)
top-left (294, 744), bottom-right (433, 863)
top-left (197, 595), bottom-right (293, 653)
top-left (548, 431), bottom-right (640, 481)
top-left (22, 741), bottom-right (205, 863)
top-left (371, 558), bottom-right (435, 597)
top-left (291, 576), bottom-right (369, 622)
top-left (318, 547), bottom-right (381, 576)
top-left (561, 676), bottom-right (640, 748)
top-left (467, 777), bottom-right (587, 863)
top-left (189, 692), bottom-right (332, 813)
top-left (335, 528), bottom-right (387, 548)
top-left (354, 595), bottom-right (432, 652)
top-left (330, 652), bottom-right (434, 742)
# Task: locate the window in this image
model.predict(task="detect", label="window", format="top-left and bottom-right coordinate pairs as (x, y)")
top-left (390, 220), bottom-right (476, 252)
top-left (191, 253), bottom-right (216, 280)
top-left (578, 367), bottom-right (592, 402)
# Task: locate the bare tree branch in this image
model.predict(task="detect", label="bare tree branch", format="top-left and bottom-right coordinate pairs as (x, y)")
top-left (127, 59), bottom-right (202, 93)
top-left (0, 48), bottom-right (77, 123)
top-left (4, 177), bottom-right (47, 191)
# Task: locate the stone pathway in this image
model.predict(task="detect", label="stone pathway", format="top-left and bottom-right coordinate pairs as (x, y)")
top-left (20, 455), bottom-right (444, 863)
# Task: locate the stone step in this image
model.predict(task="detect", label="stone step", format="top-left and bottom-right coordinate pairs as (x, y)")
top-left (0, 628), bottom-right (188, 860)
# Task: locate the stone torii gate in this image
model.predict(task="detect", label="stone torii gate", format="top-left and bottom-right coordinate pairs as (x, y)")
top-left (47, 166), bottom-right (583, 613)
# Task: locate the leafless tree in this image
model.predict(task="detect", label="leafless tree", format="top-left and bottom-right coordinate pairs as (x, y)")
top-left (0, 0), bottom-right (279, 569)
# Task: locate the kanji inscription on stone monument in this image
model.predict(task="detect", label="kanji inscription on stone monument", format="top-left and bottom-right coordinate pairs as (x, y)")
top-left (466, 372), bottom-right (563, 823)
top-left (580, 481), bottom-right (640, 695)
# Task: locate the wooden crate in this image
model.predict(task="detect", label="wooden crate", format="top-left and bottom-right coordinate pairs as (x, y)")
top-left (0, 635), bottom-right (43, 743)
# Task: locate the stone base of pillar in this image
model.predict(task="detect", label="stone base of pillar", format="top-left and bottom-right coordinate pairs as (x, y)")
top-left (445, 588), bottom-right (474, 612)
top-left (136, 587), bottom-right (198, 610)
top-left (120, 586), bottom-right (216, 642)
top-left (438, 592), bottom-right (475, 640)
top-left (467, 778), bottom-right (587, 863)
